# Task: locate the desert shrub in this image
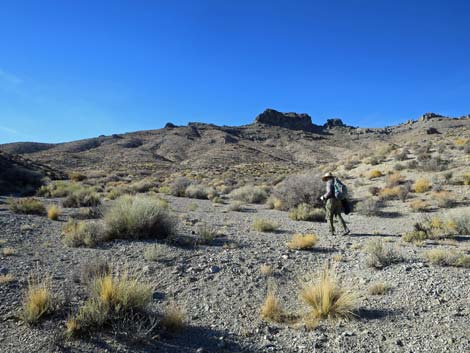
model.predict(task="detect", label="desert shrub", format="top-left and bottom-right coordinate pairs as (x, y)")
top-left (272, 172), bottom-right (323, 210)
top-left (252, 218), bottom-right (278, 232)
top-left (169, 177), bottom-right (191, 197)
top-left (379, 187), bottom-right (401, 200)
top-left (343, 159), bottom-right (358, 170)
top-left (433, 191), bottom-right (454, 208)
top-left (394, 149), bottom-right (408, 161)
top-left (413, 178), bottom-right (431, 193)
top-left (229, 185), bottom-right (267, 204)
top-left (442, 171), bottom-right (453, 184)
top-left (260, 264), bottom-right (273, 276)
top-left (0, 274), bottom-right (14, 284)
top-left (196, 223), bottom-right (217, 244)
top-left (104, 195), bottom-right (176, 240)
top-left (420, 156), bottom-right (446, 172)
top-left (47, 205), bottom-right (61, 220)
top-left (22, 275), bottom-right (53, 324)
top-left (160, 303), bottom-right (185, 332)
top-left (425, 249), bottom-right (470, 268)
top-left (445, 208), bottom-right (470, 235)
top-left (406, 160), bottom-right (418, 169)
top-left (185, 184), bottom-right (216, 200)
top-left (409, 200), bottom-right (428, 212)
top-left (356, 197), bottom-right (383, 216)
top-left (266, 196), bottom-right (283, 210)
top-left (368, 170), bottom-right (383, 179)
top-left (368, 282), bottom-right (389, 295)
top-left (79, 258), bottom-right (111, 284)
top-left (70, 271), bottom-right (153, 335)
top-left (228, 201), bottom-right (245, 212)
top-left (62, 188), bottom-right (101, 208)
top-left (260, 289), bottom-right (284, 322)
top-left (70, 206), bottom-right (103, 220)
top-left (37, 181), bottom-right (82, 198)
top-left (368, 186), bottom-right (381, 196)
top-left (402, 216), bottom-right (456, 243)
top-left (287, 234), bottom-right (318, 250)
top-left (3, 247), bottom-right (15, 256)
top-left (393, 163), bottom-right (405, 171)
top-left (69, 172), bottom-right (87, 182)
top-left (62, 220), bottom-right (106, 247)
top-left (366, 155), bottom-right (383, 165)
top-left (299, 268), bottom-right (357, 320)
top-left (385, 172), bottom-right (404, 187)
top-left (365, 239), bottom-right (403, 269)
top-left (463, 173), bottom-right (470, 186)
top-left (288, 203), bottom-right (325, 222)
top-left (398, 183), bottom-right (411, 202)
top-left (8, 198), bottom-right (46, 215)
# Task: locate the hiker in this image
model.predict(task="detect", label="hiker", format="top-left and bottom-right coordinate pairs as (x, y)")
top-left (320, 172), bottom-right (350, 236)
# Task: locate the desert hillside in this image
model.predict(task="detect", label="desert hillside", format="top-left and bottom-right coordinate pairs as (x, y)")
top-left (0, 109), bottom-right (469, 352)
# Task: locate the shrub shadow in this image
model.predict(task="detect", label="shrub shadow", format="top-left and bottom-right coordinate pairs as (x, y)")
top-left (357, 307), bottom-right (400, 321)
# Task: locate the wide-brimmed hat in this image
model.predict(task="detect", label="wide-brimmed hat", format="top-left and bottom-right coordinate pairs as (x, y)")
top-left (322, 172), bottom-right (334, 181)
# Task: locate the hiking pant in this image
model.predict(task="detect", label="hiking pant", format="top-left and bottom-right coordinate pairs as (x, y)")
top-left (325, 198), bottom-right (347, 234)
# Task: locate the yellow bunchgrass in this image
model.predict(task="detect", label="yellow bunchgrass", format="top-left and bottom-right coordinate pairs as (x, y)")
top-left (287, 234), bottom-right (318, 250)
top-left (252, 218), bottom-right (278, 232)
top-left (299, 268), bottom-right (357, 320)
top-left (260, 289), bottom-right (284, 322)
top-left (160, 302), bottom-right (185, 331)
top-left (368, 282), bottom-right (389, 295)
top-left (0, 274), bottom-right (14, 284)
top-left (414, 178), bottom-right (431, 193)
top-left (47, 205), bottom-right (61, 221)
top-left (409, 200), bottom-right (428, 212)
top-left (3, 247), bottom-right (15, 256)
top-left (22, 276), bottom-right (53, 324)
top-left (260, 264), bottom-right (273, 276)
top-left (368, 170), bottom-right (383, 179)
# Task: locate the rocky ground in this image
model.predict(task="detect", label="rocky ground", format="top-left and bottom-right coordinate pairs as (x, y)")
top-left (1, 193), bottom-right (469, 353)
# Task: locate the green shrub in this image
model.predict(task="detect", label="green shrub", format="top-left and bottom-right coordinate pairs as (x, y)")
top-left (229, 185), bottom-right (268, 204)
top-left (252, 218), bottom-right (278, 232)
top-left (8, 198), bottom-right (46, 215)
top-left (185, 184), bottom-right (216, 200)
top-left (169, 177), bottom-right (191, 197)
top-left (62, 188), bottom-right (101, 208)
top-left (104, 195), bottom-right (176, 240)
top-left (365, 239), bottom-right (403, 269)
top-left (288, 203), bottom-right (325, 222)
top-left (62, 220), bottom-right (106, 247)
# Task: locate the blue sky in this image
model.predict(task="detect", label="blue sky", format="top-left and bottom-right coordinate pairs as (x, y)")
top-left (1, 0), bottom-right (469, 143)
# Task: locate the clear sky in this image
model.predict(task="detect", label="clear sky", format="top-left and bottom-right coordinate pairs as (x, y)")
top-left (1, 0), bottom-right (469, 143)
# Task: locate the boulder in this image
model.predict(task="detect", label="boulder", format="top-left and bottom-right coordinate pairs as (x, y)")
top-left (323, 118), bottom-right (346, 129)
top-left (254, 109), bottom-right (315, 131)
top-left (426, 127), bottom-right (440, 135)
top-left (418, 113), bottom-right (443, 122)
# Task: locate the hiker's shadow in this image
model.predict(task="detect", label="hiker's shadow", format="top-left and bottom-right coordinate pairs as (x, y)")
top-left (349, 233), bottom-right (397, 238)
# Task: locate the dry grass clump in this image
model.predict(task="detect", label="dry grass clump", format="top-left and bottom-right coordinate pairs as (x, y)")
top-left (445, 208), bottom-right (470, 235)
top-left (379, 186), bottom-right (401, 200)
top-left (271, 172), bottom-right (323, 210)
top-left (185, 184), bottom-right (216, 200)
top-left (260, 289), bottom-right (285, 322)
top-left (260, 264), bottom-right (273, 276)
top-left (169, 177), bottom-right (191, 197)
top-left (425, 249), bottom-right (470, 268)
top-left (229, 185), bottom-right (268, 204)
top-left (160, 302), bottom-right (186, 332)
top-left (356, 197), bottom-right (383, 216)
top-left (288, 203), bottom-right (325, 222)
top-left (8, 198), bottom-right (46, 215)
top-left (3, 247), bottom-right (15, 256)
top-left (228, 201), bottom-right (245, 212)
top-left (433, 191), bottom-right (454, 208)
top-left (463, 173), bottom-right (470, 186)
top-left (104, 195), bottom-right (176, 240)
top-left (413, 178), bottom-right (431, 193)
top-left (252, 218), bottom-right (278, 232)
top-left (0, 274), bottom-right (14, 284)
top-left (47, 204), bottom-right (61, 220)
top-left (69, 270), bottom-right (153, 335)
top-left (299, 268), bottom-right (357, 320)
top-left (368, 282), bottom-right (389, 295)
top-left (69, 172), bottom-right (87, 182)
top-left (79, 258), bottom-right (111, 284)
top-left (409, 200), bottom-right (429, 212)
top-left (287, 234), bottom-right (318, 250)
top-left (385, 172), bottom-right (404, 187)
top-left (62, 188), bottom-right (101, 208)
top-left (196, 223), bottom-right (217, 244)
top-left (365, 239), bottom-right (403, 269)
top-left (368, 170), bottom-right (383, 179)
top-left (22, 275), bottom-right (53, 324)
top-left (62, 220), bottom-right (105, 247)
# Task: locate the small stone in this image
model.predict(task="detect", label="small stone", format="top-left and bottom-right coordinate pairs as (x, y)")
top-left (209, 265), bottom-right (221, 274)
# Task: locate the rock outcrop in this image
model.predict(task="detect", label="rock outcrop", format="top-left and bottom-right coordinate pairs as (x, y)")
top-left (323, 118), bottom-right (346, 129)
top-left (418, 112), bottom-right (443, 122)
top-left (254, 109), bottom-right (316, 131)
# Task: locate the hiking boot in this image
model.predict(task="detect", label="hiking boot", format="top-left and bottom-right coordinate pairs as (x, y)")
top-left (342, 228), bottom-right (351, 236)
top-left (329, 230), bottom-right (336, 236)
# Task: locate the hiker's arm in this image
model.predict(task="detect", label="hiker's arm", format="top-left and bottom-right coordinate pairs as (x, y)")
top-left (322, 180), bottom-right (334, 200)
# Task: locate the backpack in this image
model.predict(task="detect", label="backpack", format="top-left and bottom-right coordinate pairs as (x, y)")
top-left (334, 178), bottom-right (348, 200)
